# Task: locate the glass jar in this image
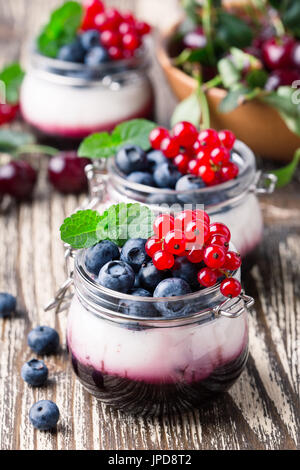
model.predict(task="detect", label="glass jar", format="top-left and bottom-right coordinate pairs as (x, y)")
top-left (66, 250), bottom-right (254, 416)
top-left (88, 140), bottom-right (276, 258)
top-left (20, 48), bottom-right (153, 144)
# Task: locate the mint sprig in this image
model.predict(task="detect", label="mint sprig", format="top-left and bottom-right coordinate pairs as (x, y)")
top-left (271, 148), bottom-right (300, 188)
top-left (0, 63), bottom-right (24, 104)
top-left (78, 119), bottom-right (156, 159)
top-left (60, 203), bottom-right (155, 249)
top-left (37, 1), bottom-right (83, 58)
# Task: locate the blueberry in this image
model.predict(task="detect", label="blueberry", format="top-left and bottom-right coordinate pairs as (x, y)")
top-left (138, 261), bottom-right (169, 292)
top-left (153, 162), bottom-right (181, 189)
top-left (84, 45), bottom-right (109, 66)
top-left (0, 293), bottom-right (16, 318)
top-left (85, 240), bottom-right (120, 276)
top-left (29, 400), bottom-right (59, 430)
top-left (172, 257), bottom-right (202, 289)
top-left (27, 326), bottom-right (59, 355)
top-left (80, 30), bottom-right (100, 51)
top-left (98, 260), bottom-right (135, 293)
top-left (57, 40), bottom-right (85, 63)
top-left (120, 238), bottom-right (149, 272)
top-left (119, 288), bottom-right (156, 318)
top-left (176, 175), bottom-right (206, 203)
top-left (115, 145), bottom-right (149, 175)
top-left (21, 359), bottom-right (48, 387)
top-left (127, 171), bottom-right (155, 187)
top-left (147, 150), bottom-right (167, 169)
top-left (153, 278), bottom-right (192, 318)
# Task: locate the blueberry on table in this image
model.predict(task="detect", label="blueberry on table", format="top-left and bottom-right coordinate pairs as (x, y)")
top-left (138, 261), bottom-right (169, 292)
top-left (57, 40), bottom-right (85, 63)
top-left (85, 240), bottom-right (120, 276)
top-left (115, 145), bottom-right (149, 175)
top-left (21, 359), bottom-right (48, 387)
top-left (98, 260), bottom-right (135, 293)
top-left (146, 150), bottom-right (167, 169)
top-left (119, 287), bottom-right (156, 318)
top-left (0, 293), bottom-right (16, 318)
top-left (84, 45), bottom-right (109, 66)
top-left (80, 29), bottom-right (100, 51)
top-left (27, 326), bottom-right (59, 355)
top-left (29, 400), bottom-right (59, 431)
top-left (153, 162), bottom-right (181, 189)
top-left (126, 171), bottom-right (155, 187)
top-left (120, 238), bottom-right (149, 272)
top-left (153, 278), bottom-right (192, 318)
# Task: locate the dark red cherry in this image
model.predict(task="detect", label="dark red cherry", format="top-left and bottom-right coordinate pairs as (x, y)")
top-left (183, 28), bottom-right (207, 50)
top-left (0, 104), bottom-right (19, 125)
top-left (262, 36), bottom-right (295, 70)
top-left (290, 42), bottom-right (300, 69)
top-left (265, 68), bottom-right (300, 91)
top-left (0, 160), bottom-right (37, 200)
top-left (48, 152), bottom-right (91, 194)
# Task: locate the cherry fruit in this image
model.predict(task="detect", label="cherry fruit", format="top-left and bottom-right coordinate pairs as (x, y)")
top-left (48, 152), bottom-right (91, 194)
top-left (0, 160), bottom-right (37, 200)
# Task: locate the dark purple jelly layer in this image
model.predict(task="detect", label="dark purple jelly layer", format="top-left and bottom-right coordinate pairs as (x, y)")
top-left (69, 346), bottom-right (248, 416)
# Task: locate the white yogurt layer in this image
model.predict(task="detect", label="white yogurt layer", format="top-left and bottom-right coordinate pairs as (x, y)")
top-left (67, 295), bottom-right (248, 384)
top-left (20, 72), bottom-right (152, 136)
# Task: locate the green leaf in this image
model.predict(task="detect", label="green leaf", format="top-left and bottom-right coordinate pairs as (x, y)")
top-left (246, 69), bottom-right (268, 89)
top-left (60, 209), bottom-right (102, 249)
top-left (0, 129), bottom-right (35, 152)
top-left (216, 12), bottom-right (253, 51)
top-left (271, 148), bottom-right (300, 188)
top-left (37, 1), bottom-right (83, 58)
top-left (218, 86), bottom-right (250, 113)
top-left (60, 203), bottom-right (155, 249)
top-left (281, 1), bottom-right (300, 37)
top-left (171, 92), bottom-right (201, 128)
top-left (261, 87), bottom-right (300, 136)
top-left (217, 57), bottom-right (241, 89)
top-left (78, 119), bottom-right (156, 159)
top-left (0, 63), bottom-right (24, 104)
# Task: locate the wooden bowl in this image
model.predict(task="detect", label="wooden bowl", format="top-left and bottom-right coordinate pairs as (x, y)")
top-left (157, 26), bottom-right (300, 162)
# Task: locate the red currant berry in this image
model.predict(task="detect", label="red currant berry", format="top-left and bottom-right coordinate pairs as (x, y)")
top-left (220, 162), bottom-right (239, 182)
top-left (193, 209), bottom-right (210, 225)
top-left (122, 12), bottom-right (136, 25)
top-left (48, 152), bottom-right (91, 194)
top-left (149, 127), bottom-right (169, 150)
top-left (209, 223), bottom-right (231, 242)
top-left (223, 251), bottom-right (241, 271)
top-left (198, 164), bottom-right (215, 184)
top-left (196, 149), bottom-right (210, 164)
top-left (174, 153), bottom-right (189, 174)
top-left (82, 0), bottom-right (105, 30)
top-left (0, 160), bottom-right (37, 200)
top-left (203, 245), bottom-right (226, 269)
top-left (220, 278), bottom-right (241, 298)
top-left (208, 170), bottom-right (222, 187)
top-left (135, 21), bottom-right (151, 36)
top-left (210, 147), bottom-right (230, 165)
top-left (122, 32), bottom-right (141, 51)
top-left (119, 21), bottom-right (134, 35)
top-left (0, 103), bottom-right (19, 125)
top-left (185, 220), bottom-right (209, 245)
top-left (108, 46), bottom-right (124, 61)
top-left (218, 130), bottom-right (236, 150)
top-left (145, 236), bottom-right (163, 257)
top-left (153, 214), bottom-right (174, 238)
top-left (198, 128), bottom-right (220, 149)
top-left (160, 137), bottom-right (180, 159)
top-left (164, 229), bottom-right (186, 255)
top-left (100, 30), bottom-right (121, 47)
top-left (105, 8), bottom-right (123, 28)
top-left (153, 250), bottom-right (174, 270)
top-left (209, 235), bottom-right (229, 251)
top-left (174, 210), bottom-right (194, 231)
top-left (198, 267), bottom-right (218, 287)
top-left (94, 13), bottom-right (111, 32)
top-left (187, 159), bottom-right (201, 175)
top-left (172, 121), bottom-right (198, 147)
top-left (187, 246), bottom-right (204, 263)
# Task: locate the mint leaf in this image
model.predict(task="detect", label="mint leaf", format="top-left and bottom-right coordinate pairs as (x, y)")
top-left (262, 87), bottom-right (300, 137)
top-left (271, 148), bottom-right (300, 188)
top-left (171, 92), bottom-right (201, 128)
top-left (60, 209), bottom-right (102, 249)
top-left (218, 57), bottom-right (241, 89)
top-left (219, 86), bottom-right (250, 113)
top-left (78, 119), bottom-right (156, 159)
top-left (0, 129), bottom-right (35, 153)
top-left (37, 1), bottom-right (83, 58)
top-left (0, 63), bottom-right (24, 104)
top-left (60, 203), bottom-right (155, 249)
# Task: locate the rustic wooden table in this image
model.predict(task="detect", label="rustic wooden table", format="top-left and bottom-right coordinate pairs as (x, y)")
top-left (0, 0), bottom-right (299, 451)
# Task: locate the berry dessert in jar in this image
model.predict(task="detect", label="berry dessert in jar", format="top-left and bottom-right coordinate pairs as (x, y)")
top-left (60, 203), bottom-right (254, 416)
top-left (78, 119), bottom-right (277, 258)
top-left (20, 1), bottom-right (153, 146)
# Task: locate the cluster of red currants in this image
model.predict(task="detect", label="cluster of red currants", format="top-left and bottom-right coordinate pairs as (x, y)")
top-left (149, 122), bottom-right (239, 186)
top-left (81, 0), bottom-right (151, 61)
top-left (145, 210), bottom-right (242, 298)
top-left (0, 103), bottom-right (19, 126)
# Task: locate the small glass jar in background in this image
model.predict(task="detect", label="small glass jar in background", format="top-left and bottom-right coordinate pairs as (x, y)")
top-left (20, 48), bottom-right (154, 146)
top-left (67, 250), bottom-right (254, 416)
